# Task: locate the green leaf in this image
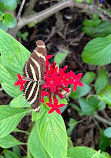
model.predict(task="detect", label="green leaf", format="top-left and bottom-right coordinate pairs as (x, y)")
top-left (4, 0), bottom-right (17, 11)
top-left (67, 118), bottom-right (78, 135)
top-left (0, 29), bottom-right (30, 76)
top-left (79, 95), bottom-right (104, 115)
top-left (101, 152), bottom-right (111, 158)
top-left (12, 146), bottom-right (21, 158)
top-left (54, 50), bottom-right (68, 67)
top-left (28, 124), bottom-right (50, 158)
top-left (67, 136), bottom-right (73, 149)
top-left (81, 72), bottom-right (95, 85)
top-left (91, 151), bottom-right (100, 158)
top-left (10, 94), bottom-right (31, 108)
top-left (32, 97), bottom-right (52, 122)
top-left (71, 104), bottom-right (82, 114)
top-left (57, 96), bottom-right (68, 105)
top-left (98, 85), bottom-right (111, 106)
top-left (104, 127), bottom-right (111, 138)
top-left (0, 21), bottom-right (8, 32)
top-left (21, 32), bottom-right (29, 41)
top-left (32, 104), bottom-right (46, 122)
top-left (37, 111), bottom-right (67, 158)
top-left (87, 95), bottom-right (101, 108)
top-left (99, 130), bottom-right (110, 151)
top-left (86, 0), bottom-right (92, 4)
top-left (0, 156), bottom-right (4, 158)
top-left (83, 14), bottom-right (101, 27)
top-left (0, 106), bottom-right (31, 138)
top-left (13, 128), bottom-right (28, 134)
top-left (95, 69), bottom-right (109, 94)
top-left (17, 31), bottom-right (29, 41)
top-left (27, 150), bottom-right (34, 158)
top-left (82, 21), bottom-right (111, 38)
top-left (0, 64), bottom-right (22, 97)
top-left (0, 134), bottom-right (24, 148)
top-left (98, 100), bottom-right (106, 110)
top-left (1, 81), bottom-right (22, 98)
top-left (4, 150), bottom-right (19, 158)
top-left (82, 36), bottom-right (111, 65)
top-left (67, 147), bottom-right (107, 158)
top-left (0, 2), bottom-right (4, 12)
top-left (79, 97), bottom-right (97, 115)
top-left (27, 22), bottom-right (37, 28)
top-left (0, 11), bottom-right (3, 20)
top-left (16, 0), bottom-right (21, 5)
top-left (2, 13), bottom-right (16, 28)
top-left (70, 83), bottom-right (91, 99)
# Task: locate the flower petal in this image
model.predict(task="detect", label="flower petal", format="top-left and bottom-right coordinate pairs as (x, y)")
top-left (23, 80), bottom-right (26, 84)
top-left (48, 108), bottom-right (55, 114)
top-left (42, 90), bottom-right (48, 96)
top-left (41, 97), bottom-right (45, 103)
top-left (50, 85), bottom-right (56, 93)
top-left (46, 103), bottom-right (53, 107)
top-left (73, 84), bottom-right (77, 92)
top-left (17, 73), bottom-right (22, 80)
top-left (54, 98), bottom-right (58, 105)
top-left (77, 81), bottom-right (84, 87)
top-left (56, 108), bottom-right (61, 115)
top-left (46, 55), bottom-right (53, 60)
top-left (63, 65), bottom-right (67, 71)
top-left (70, 70), bottom-right (75, 77)
top-left (58, 104), bottom-right (65, 108)
top-left (44, 75), bottom-right (51, 81)
top-left (20, 84), bottom-right (24, 91)
top-left (14, 81), bottom-right (20, 86)
top-left (76, 73), bottom-right (82, 80)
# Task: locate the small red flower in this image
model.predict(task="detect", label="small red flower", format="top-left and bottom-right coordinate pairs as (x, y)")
top-left (58, 68), bottom-right (70, 87)
top-left (69, 71), bottom-right (83, 92)
top-left (14, 74), bottom-right (26, 91)
top-left (44, 73), bottom-right (62, 93)
top-left (41, 90), bottom-right (49, 103)
top-left (45, 63), bottom-right (58, 76)
top-left (46, 98), bottom-right (65, 115)
top-left (46, 55), bottom-right (53, 69)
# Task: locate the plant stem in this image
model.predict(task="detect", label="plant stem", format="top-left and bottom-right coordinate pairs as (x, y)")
top-left (93, 113), bottom-right (111, 126)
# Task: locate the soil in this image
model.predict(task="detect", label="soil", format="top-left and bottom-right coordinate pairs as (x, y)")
top-left (0, 0), bottom-right (111, 156)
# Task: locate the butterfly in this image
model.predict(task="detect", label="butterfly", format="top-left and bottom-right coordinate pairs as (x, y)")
top-left (23, 40), bottom-right (47, 112)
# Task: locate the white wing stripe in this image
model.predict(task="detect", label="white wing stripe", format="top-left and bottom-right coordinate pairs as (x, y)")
top-left (34, 50), bottom-right (46, 61)
top-left (30, 63), bottom-right (37, 81)
top-left (37, 45), bottom-right (45, 48)
top-left (25, 61), bottom-right (30, 78)
top-left (30, 57), bottom-right (41, 80)
top-left (24, 81), bottom-right (31, 94)
top-left (29, 85), bottom-right (39, 104)
top-left (28, 57), bottom-right (41, 104)
top-left (27, 82), bottom-right (36, 100)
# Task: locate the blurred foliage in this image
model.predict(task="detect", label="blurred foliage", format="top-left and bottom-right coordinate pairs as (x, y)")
top-left (0, 0), bottom-right (17, 31)
top-left (82, 14), bottom-right (111, 37)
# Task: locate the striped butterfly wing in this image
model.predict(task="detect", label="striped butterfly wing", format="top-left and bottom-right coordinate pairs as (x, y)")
top-left (23, 40), bottom-right (46, 111)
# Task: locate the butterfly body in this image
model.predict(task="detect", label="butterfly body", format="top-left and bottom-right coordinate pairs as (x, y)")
top-left (23, 40), bottom-right (46, 112)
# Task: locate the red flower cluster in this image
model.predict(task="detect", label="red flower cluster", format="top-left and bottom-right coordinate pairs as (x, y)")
top-left (14, 55), bottom-right (83, 115)
top-left (41, 55), bottom-right (83, 114)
